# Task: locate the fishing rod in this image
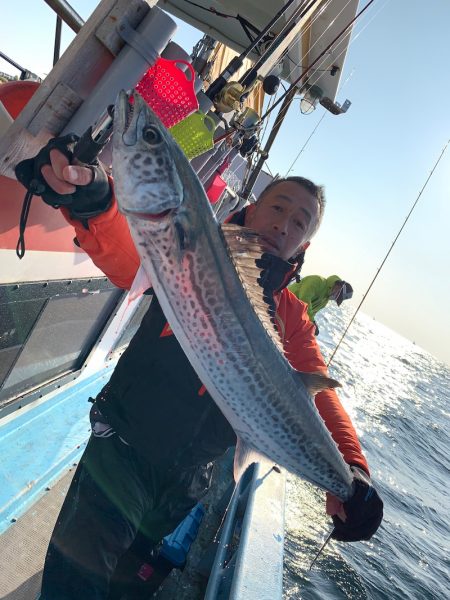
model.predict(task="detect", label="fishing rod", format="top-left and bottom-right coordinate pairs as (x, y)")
top-left (239, 0), bottom-right (323, 89)
top-left (206, 0), bottom-right (315, 102)
top-left (260, 0), bottom-right (377, 123)
top-left (213, 0), bottom-right (376, 154)
top-left (284, 0), bottom-right (392, 176)
top-left (211, 0), bottom-right (333, 146)
top-left (284, 67), bottom-right (356, 176)
top-left (243, 0), bottom-right (379, 197)
top-left (220, 0), bottom-right (374, 197)
top-left (241, 87), bottom-right (297, 199)
top-left (238, 0), bottom-right (347, 189)
top-left (327, 138), bottom-right (450, 367)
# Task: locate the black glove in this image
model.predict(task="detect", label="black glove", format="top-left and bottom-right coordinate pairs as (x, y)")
top-left (331, 466), bottom-right (383, 542)
top-left (255, 252), bottom-right (294, 295)
top-left (15, 133), bottom-right (112, 220)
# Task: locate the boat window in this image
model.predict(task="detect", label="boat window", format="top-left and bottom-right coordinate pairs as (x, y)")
top-left (0, 279), bottom-right (122, 408)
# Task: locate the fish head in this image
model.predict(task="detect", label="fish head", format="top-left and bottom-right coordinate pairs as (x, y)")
top-left (112, 90), bottom-right (184, 218)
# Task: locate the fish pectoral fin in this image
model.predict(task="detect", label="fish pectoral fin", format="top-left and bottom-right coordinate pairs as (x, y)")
top-left (233, 436), bottom-right (264, 483)
top-left (295, 370), bottom-right (341, 396)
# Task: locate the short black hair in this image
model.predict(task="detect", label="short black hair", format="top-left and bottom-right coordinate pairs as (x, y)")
top-left (258, 176), bottom-right (326, 236)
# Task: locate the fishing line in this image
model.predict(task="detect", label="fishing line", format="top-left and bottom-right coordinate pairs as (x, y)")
top-left (238, 0), bottom-right (375, 183)
top-left (214, 0), bottom-right (377, 190)
top-left (237, 0), bottom-right (370, 196)
top-left (283, 0), bottom-right (391, 179)
top-left (257, 0), bottom-right (390, 182)
top-left (247, 0), bottom-right (369, 149)
top-left (212, 0), bottom-right (336, 147)
top-left (260, 0), bottom-right (377, 123)
top-left (285, 112), bottom-right (327, 175)
top-left (284, 68), bottom-right (355, 176)
top-left (327, 138), bottom-right (450, 367)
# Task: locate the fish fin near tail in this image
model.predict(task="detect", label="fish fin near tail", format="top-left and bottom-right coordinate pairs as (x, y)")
top-left (295, 370), bottom-right (341, 396)
top-left (234, 437), bottom-right (265, 483)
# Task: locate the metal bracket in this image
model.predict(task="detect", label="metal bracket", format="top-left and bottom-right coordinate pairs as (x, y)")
top-left (320, 97), bottom-right (352, 115)
top-left (116, 16), bottom-right (159, 65)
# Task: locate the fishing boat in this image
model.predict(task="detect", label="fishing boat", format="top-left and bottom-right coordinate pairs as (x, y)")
top-left (0, 1), bottom-right (363, 597)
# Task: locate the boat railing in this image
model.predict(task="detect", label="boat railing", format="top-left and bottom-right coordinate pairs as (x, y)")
top-left (205, 461), bottom-right (286, 600)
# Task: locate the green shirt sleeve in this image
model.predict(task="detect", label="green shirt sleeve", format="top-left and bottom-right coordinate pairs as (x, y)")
top-left (288, 276), bottom-right (329, 321)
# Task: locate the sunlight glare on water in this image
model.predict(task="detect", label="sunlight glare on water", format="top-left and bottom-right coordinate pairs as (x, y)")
top-left (283, 305), bottom-right (450, 599)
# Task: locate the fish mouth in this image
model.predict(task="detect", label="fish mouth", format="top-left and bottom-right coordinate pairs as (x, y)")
top-left (116, 90), bottom-right (142, 146)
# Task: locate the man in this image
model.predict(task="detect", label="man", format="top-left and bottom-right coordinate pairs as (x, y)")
top-left (289, 275), bottom-right (353, 335)
top-left (31, 139), bottom-right (383, 599)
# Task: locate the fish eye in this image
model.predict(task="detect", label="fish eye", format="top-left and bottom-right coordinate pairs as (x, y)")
top-left (143, 126), bottom-right (162, 145)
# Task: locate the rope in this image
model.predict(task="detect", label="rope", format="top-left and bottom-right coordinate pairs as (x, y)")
top-left (327, 138), bottom-right (450, 367)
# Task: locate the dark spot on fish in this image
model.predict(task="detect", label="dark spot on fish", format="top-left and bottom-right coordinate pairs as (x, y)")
top-left (143, 157), bottom-right (153, 165)
top-left (135, 153), bottom-right (142, 160)
top-left (157, 157), bottom-right (164, 166)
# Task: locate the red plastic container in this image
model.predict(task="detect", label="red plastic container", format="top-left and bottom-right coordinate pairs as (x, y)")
top-left (136, 57), bottom-right (199, 128)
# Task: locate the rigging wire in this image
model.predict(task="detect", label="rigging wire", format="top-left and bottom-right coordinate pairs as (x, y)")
top-left (260, 0), bottom-right (392, 180)
top-left (327, 138), bottom-right (450, 367)
top-left (264, 0), bottom-right (366, 140)
top-left (213, 0), bottom-right (337, 146)
top-left (260, 0), bottom-right (377, 123)
top-left (282, 0), bottom-right (391, 176)
top-left (251, 0), bottom-right (374, 176)
top-left (285, 112), bottom-right (327, 175)
top-left (284, 68), bottom-right (355, 176)
top-left (214, 0), bottom-right (380, 189)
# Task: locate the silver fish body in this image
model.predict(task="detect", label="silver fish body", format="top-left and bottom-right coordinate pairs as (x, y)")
top-left (113, 91), bottom-right (354, 500)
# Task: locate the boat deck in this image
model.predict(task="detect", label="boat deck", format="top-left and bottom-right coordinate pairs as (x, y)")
top-left (0, 470), bottom-right (74, 600)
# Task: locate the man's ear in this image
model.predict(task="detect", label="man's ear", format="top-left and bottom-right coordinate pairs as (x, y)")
top-left (244, 203), bottom-right (256, 226)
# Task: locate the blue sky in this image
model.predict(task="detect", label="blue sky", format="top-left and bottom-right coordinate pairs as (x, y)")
top-left (1, 1), bottom-right (449, 365)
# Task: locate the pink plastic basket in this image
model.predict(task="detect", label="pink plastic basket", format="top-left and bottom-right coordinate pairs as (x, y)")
top-left (136, 57), bottom-right (199, 128)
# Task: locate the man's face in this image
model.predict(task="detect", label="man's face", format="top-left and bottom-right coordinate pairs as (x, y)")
top-left (244, 181), bottom-right (320, 261)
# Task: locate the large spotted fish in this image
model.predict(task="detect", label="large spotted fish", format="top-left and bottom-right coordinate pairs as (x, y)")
top-left (112, 91), bottom-right (354, 500)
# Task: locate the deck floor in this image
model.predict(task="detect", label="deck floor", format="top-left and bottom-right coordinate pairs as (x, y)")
top-left (0, 470), bottom-right (74, 600)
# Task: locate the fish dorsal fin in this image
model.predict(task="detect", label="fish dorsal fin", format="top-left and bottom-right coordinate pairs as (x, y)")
top-left (221, 223), bottom-right (283, 353)
top-left (295, 370), bottom-right (341, 396)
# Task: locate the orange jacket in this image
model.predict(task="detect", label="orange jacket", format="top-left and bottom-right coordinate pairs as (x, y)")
top-left (62, 196), bottom-right (369, 474)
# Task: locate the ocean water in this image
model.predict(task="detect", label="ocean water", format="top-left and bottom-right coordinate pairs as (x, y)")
top-left (283, 305), bottom-right (450, 599)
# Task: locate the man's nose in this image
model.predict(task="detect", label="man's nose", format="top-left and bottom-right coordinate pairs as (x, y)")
top-left (273, 217), bottom-right (289, 235)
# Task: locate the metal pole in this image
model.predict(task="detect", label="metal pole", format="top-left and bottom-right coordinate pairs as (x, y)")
top-left (53, 16), bottom-right (63, 66)
top-left (241, 86), bottom-right (297, 199)
top-left (44, 0), bottom-right (84, 34)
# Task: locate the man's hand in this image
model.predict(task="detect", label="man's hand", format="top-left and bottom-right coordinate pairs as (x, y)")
top-left (41, 148), bottom-right (94, 195)
top-left (326, 466), bottom-right (383, 542)
top-left (15, 134), bottom-right (112, 220)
